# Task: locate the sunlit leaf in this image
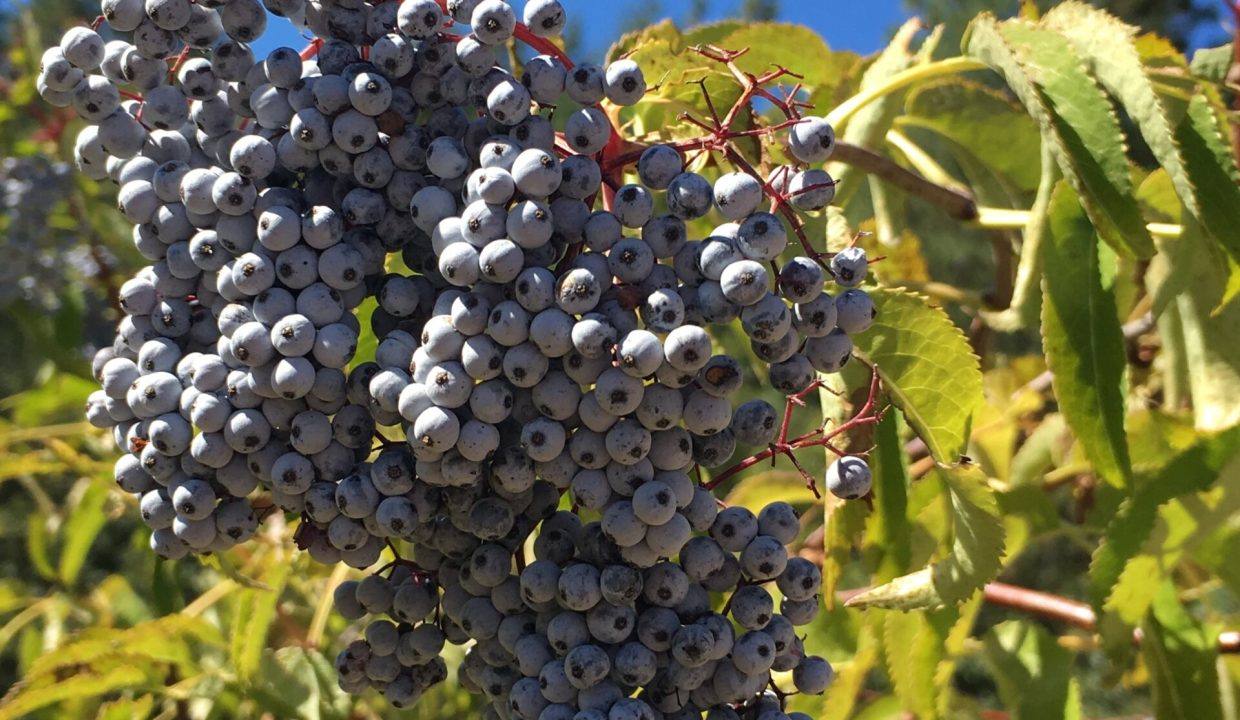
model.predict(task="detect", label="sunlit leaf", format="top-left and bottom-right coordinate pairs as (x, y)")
top-left (868, 412), bottom-right (911, 581)
top-left (232, 554), bottom-right (293, 683)
top-left (901, 79), bottom-right (1042, 191)
top-left (882, 609), bottom-right (948, 719)
top-left (852, 288), bottom-right (983, 465)
top-left (1090, 425), bottom-right (1240, 612)
top-left (59, 477), bottom-right (111, 587)
top-left (820, 614), bottom-right (882, 720)
top-left (983, 621), bottom-right (1081, 720)
top-left (847, 463), bottom-right (1004, 610)
top-left (0, 666), bottom-right (149, 720)
top-left (964, 14), bottom-right (1153, 257)
top-left (1141, 582), bottom-right (1224, 720)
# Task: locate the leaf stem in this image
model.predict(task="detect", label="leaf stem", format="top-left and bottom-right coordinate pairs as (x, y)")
top-left (975, 207), bottom-right (1182, 239)
top-left (825, 57), bottom-right (989, 130)
top-left (834, 141), bottom-right (978, 221)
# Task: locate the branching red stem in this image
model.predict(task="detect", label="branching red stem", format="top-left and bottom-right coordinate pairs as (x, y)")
top-left (705, 369), bottom-right (885, 496)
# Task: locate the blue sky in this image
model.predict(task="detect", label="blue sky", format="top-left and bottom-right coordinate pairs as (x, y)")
top-left (251, 0), bottom-right (1229, 61)
top-left (254, 1), bottom-right (909, 59)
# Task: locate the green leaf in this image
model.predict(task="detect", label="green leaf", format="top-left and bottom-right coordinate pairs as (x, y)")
top-left (1141, 582), bottom-right (1224, 720)
top-left (1173, 94), bottom-right (1240, 302)
top-left (868, 412), bottom-right (912, 581)
top-left (1040, 183), bottom-right (1132, 489)
top-left (983, 621), bottom-right (1081, 720)
top-left (231, 556), bottom-right (292, 683)
top-left (963, 15), bottom-right (1153, 258)
top-left (901, 79), bottom-right (1042, 192)
top-left (1160, 218), bottom-right (1240, 431)
top-left (724, 471), bottom-right (819, 519)
top-left (1189, 43), bottom-right (1234, 84)
top-left (1041, 4), bottom-right (1198, 209)
top-left (847, 463), bottom-right (1005, 610)
top-left (23, 616), bottom-right (220, 681)
top-left (58, 477), bottom-right (111, 587)
top-left (96, 695), bottom-right (154, 720)
top-left (0, 666), bottom-right (150, 720)
top-left (1089, 425), bottom-right (1240, 612)
top-left (882, 610), bottom-right (949, 719)
top-left (1049, 12), bottom-right (1240, 284)
top-left (820, 615), bottom-right (882, 720)
top-left (852, 287), bottom-right (983, 464)
top-left (1008, 413), bottom-right (1069, 487)
top-left (1045, 5), bottom-right (1240, 282)
top-left (248, 647), bottom-right (349, 720)
top-left (609, 20), bottom-right (859, 156)
top-left (9, 373), bottom-right (96, 428)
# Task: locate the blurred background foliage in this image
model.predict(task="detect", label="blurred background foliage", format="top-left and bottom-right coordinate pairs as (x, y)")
top-left (0, 0), bottom-right (1238, 719)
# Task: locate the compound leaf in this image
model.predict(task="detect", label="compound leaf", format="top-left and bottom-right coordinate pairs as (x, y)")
top-left (964, 14), bottom-right (1153, 257)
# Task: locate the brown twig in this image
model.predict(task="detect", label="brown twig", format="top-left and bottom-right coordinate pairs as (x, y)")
top-left (1230, 1), bottom-right (1240, 166)
top-left (824, 570), bottom-right (1240, 653)
top-left (832, 142), bottom-right (978, 221)
top-left (704, 369), bottom-right (886, 496)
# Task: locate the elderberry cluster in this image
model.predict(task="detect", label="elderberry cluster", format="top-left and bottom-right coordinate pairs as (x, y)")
top-left (43, 0), bottom-right (881, 717)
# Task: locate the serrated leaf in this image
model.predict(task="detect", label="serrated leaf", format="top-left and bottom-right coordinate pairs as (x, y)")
top-left (1041, 4), bottom-right (1200, 213)
top-left (964, 15), bottom-right (1153, 258)
top-left (96, 694), bottom-right (154, 720)
top-left (23, 615), bottom-right (220, 681)
top-left (820, 615), bottom-right (881, 720)
top-left (852, 287), bottom-right (983, 464)
top-left (847, 464), bottom-right (1005, 610)
top-left (0, 666), bottom-right (149, 720)
top-left (1174, 94), bottom-right (1240, 300)
top-left (1046, 5), bottom-right (1240, 278)
top-left (1141, 582), bottom-right (1224, 720)
top-left (1040, 183), bottom-right (1132, 489)
top-left (882, 610), bottom-right (948, 719)
top-left (983, 621), bottom-right (1080, 720)
top-left (1090, 424), bottom-right (1240, 611)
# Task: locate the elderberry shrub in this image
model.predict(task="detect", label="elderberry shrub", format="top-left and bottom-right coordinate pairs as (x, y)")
top-left (52, 0), bottom-right (882, 716)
